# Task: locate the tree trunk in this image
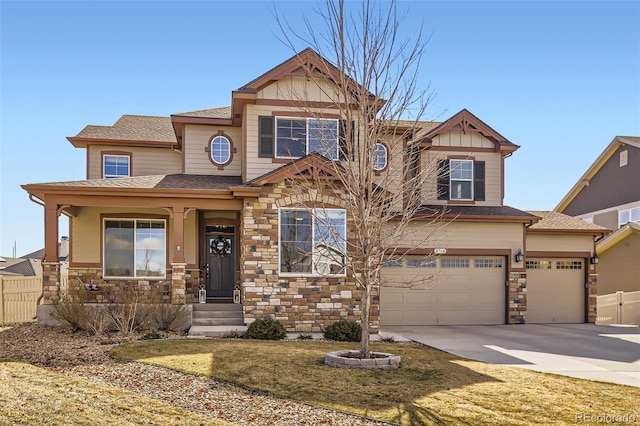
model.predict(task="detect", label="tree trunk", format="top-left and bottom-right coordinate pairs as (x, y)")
top-left (360, 283), bottom-right (372, 359)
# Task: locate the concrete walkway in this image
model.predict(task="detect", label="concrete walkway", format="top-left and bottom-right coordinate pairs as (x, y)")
top-left (382, 324), bottom-right (640, 387)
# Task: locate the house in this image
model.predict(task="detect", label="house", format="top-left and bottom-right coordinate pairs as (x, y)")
top-left (555, 136), bottom-right (639, 295)
top-left (0, 237), bottom-right (69, 278)
top-left (22, 49), bottom-right (608, 331)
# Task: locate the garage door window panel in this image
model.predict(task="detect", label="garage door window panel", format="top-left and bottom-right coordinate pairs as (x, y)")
top-left (440, 258), bottom-right (470, 268)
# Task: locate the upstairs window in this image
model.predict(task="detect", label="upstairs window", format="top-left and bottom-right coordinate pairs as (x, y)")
top-left (259, 116), bottom-right (342, 160)
top-left (372, 143), bottom-right (388, 171)
top-left (103, 154), bottom-right (130, 179)
top-left (437, 159), bottom-right (485, 202)
top-left (619, 207), bottom-right (640, 227)
top-left (209, 136), bottom-right (231, 165)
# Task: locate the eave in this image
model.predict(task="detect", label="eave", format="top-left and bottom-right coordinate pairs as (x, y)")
top-left (67, 137), bottom-right (177, 149)
top-left (526, 228), bottom-right (611, 237)
top-left (597, 222), bottom-right (640, 253)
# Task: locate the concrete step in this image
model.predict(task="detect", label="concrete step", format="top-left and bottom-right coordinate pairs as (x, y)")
top-left (192, 317), bottom-right (245, 326)
top-left (193, 310), bottom-right (243, 319)
top-left (192, 303), bottom-right (242, 312)
top-left (188, 325), bottom-right (247, 338)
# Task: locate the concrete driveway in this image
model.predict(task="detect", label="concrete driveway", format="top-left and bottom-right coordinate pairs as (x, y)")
top-left (382, 324), bottom-right (640, 387)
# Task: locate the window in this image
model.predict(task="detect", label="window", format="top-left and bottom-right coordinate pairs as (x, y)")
top-left (210, 136), bottom-right (231, 165)
top-left (440, 258), bottom-right (470, 268)
top-left (450, 160), bottom-right (473, 200)
top-left (383, 258), bottom-right (403, 268)
top-left (556, 260), bottom-right (582, 270)
top-left (526, 260), bottom-right (552, 270)
top-left (104, 219), bottom-right (166, 278)
top-left (103, 154), bottom-right (130, 178)
top-left (372, 143), bottom-right (388, 171)
top-left (474, 259), bottom-right (503, 268)
top-left (275, 118), bottom-right (339, 159)
top-left (437, 159), bottom-right (485, 201)
top-left (279, 208), bottom-right (346, 275)
top-left (406, 257), bottom-right (436, 268)
top-left (619, 207), bottom-right (640, 227)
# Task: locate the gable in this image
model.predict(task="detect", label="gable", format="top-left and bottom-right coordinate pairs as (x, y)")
top-left (560, 141), bottom-right (640, 216)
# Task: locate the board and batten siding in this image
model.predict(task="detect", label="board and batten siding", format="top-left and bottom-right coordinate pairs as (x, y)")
top-left (87, 145), bottom-right (181, 179)
top-left (525, 234), bottom-right (593, 253)
top-left (421, 148), bottom-right (503, 206)
top-left (70, 207), bottom-right (197, 266)
top-left (257, 76), bottom-right (341, 103)
top-left (183, 124), bottom-right (242, 175)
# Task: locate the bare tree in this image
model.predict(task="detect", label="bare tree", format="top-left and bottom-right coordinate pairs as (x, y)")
top-left (275, 0), bottom-right (445, 358)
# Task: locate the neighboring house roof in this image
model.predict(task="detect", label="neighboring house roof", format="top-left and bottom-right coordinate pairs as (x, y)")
top-left (0, 257), bottom-right (40, 276)
top-left (417, 205), bottom-right (539, 223)
top-left (21, 248), bottom-right (44, 259)
top-left (172, 106), bottom-right (232, 120)
top-left (555, 136), bottom-right (640, 213)
top-left (68, 115), bottom-right (177, 148)
top-left (526, 211), bottom-right (610, 235)
top-left (597, 221), bottom-right (640, 253)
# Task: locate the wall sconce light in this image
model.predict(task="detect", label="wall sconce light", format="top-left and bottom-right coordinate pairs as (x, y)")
top-left (514, 249), bottom-right (524, 263)
top-left (590, 253), bottom-right (599, 265)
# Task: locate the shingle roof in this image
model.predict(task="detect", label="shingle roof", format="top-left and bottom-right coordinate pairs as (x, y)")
top-left (28, 174), bottom-right (243, 191)
top-left (620, 136), bottom-right (640, 143)
top-left (0, 258), bottom-right (39, 276)
top-left (527, 211), bottom-right (610, 232)
top-left (417, 205), bottom-right (538, 220)
top-left (171, 106), bottom-right (232, 119)
top-left (75, 115), bottom-right (176, 143)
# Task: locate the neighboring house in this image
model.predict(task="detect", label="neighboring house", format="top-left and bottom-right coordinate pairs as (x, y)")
top-left (0, 237), bottom-right (70, 278)
top-left (555, 136), bottom-right (640, 295)
top-left (22, 49), bottom-right (607, 330)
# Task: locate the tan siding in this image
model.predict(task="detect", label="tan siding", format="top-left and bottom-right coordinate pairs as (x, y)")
top-left (597, 233), bottom-right (640, 294)
top-left (183, 124), bottom-right (242, 175)
top-left (431, 131), bottom-right (496, 149)
top-left (87, 145), bottom-right (181, 179)
top-left (399, 221), bottom-right (523, 269)
top-left (526, 234), bottom-right (593, 253)
top-left (183, 210), bottom-right (197, 265)
top-left (420, 150), bottom-right (502, 206)
top-left (257, 76), bottom-right (340, 103)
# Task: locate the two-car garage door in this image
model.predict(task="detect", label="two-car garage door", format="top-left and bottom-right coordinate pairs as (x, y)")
top-left (380, 256), bottom-right (506, 325)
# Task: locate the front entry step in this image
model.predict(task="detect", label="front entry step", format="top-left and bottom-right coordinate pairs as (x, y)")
top-left (188, 303), bottom-right (246, 337)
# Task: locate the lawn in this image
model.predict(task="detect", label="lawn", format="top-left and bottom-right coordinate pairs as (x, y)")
top-left (112, 340), bottom-right (640, 425)
top-left (0, 360), bottom-right (230, 426)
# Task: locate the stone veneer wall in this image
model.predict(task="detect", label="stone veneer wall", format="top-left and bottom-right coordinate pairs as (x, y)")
top-left (241, 183), bottom-right (380, 333)
top-left (508, 272), bottom-right (526, 324)
top-left (41, 262), bottom-right (61, 304)
top-left (587, 273), bottom-right (597, 323)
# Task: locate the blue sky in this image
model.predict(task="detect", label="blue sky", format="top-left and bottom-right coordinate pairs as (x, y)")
top-left (1, 0), bottom-right (639, 256)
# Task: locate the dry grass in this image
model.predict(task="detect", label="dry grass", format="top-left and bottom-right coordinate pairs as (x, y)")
top-left (112, 340), bottom-right (640, 425)
top-left (0, 361), bottom-right (230, 426)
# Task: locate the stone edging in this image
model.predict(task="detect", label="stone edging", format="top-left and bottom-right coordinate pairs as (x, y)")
top-left (324, 350), bottom-right (400, 369)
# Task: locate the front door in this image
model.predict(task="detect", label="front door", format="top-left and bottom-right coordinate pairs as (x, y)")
top-left (206, 235), bottom-right (235, 298)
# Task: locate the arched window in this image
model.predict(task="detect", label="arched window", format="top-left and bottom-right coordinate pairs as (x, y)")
top-left (210, 136), bottom-right (231, 165)
top-left (372, 143), bottom-right (387, 171)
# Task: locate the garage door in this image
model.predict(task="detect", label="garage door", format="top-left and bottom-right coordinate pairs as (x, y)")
top-left (380, 256), bottom-right (506, 325)
top-left (526, 259), bottom-right (585, 323)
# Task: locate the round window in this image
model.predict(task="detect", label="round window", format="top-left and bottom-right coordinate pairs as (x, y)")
top-left (372, 143), bottom-right (387, 170)
top-left (210, 136), bottom-right (231, 165)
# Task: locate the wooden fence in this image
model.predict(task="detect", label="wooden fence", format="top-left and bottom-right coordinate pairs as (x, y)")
top-left (0, 276), bottom-right (42, 325)
top-left (596, 291), bottom-right (640, 326)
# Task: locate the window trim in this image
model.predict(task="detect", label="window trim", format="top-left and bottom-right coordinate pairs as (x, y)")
top-left (205, 131), bottom-right (235, 169)
top-left (278, 207), bottom-right (347, 276)
top-left (373, 142), bottom-right (389, 172)
top-left (619, 207), bottom-right (640, 227)
top-left (102, 217), bottom-right (167, 279)
top-left (449, 159), bottom-right (474, 201)
top-left (274, 117), bottom-right (340, 160)
top-left (102, 152), bottom-right (131, 179)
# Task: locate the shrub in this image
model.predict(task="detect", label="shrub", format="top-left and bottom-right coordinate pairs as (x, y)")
top-left (52, 288), bottom-right (112, 336)
top-left (323, 321), bottom-right (361, 342)
top-left (246, 319), bottom-right (287, 340)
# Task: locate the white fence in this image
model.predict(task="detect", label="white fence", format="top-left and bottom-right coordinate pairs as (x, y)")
top-left (0, 276), bottom-right (42, 325)
top-left (596, 291), bottom-right (640, 326)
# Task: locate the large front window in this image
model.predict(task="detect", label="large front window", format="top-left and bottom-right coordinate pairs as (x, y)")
top-left (279, 208), bottom-right (346, 275)
top-left (276, 118), bottom-right (339, 160)
top-left (449, 160), bottom-right (473, 200)
top-left (104, 219), bottom-right (166, 278)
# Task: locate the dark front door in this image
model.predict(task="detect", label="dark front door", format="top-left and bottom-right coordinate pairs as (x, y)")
top-left (206, 235), bottom-right (235, 298)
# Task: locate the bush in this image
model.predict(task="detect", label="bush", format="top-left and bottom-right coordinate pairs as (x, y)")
top-left (323, 321), bottom-right (361, 342)
top-left (246, 319), bottom-right (287, 340)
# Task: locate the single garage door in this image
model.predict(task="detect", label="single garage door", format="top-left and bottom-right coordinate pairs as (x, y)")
top-left (526, 258), bottom-right (585, 323)
top-left (380, 256), bottom-right (506, 325)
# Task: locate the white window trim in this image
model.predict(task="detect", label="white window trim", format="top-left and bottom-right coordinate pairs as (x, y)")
top-left (373, 143), bottom-right (388, 171)
top-left (619, 207), bottom-right (640, 227)
top-left (278, 207), bottom-right (347, 277)
top-left (210, 136), bottom-right (231, 165)
top-left (274, 117), bottom-right (340, 160)
top-left (449, 159), bottom-right (474, 201)
top-left (103, 154), bottom-right (130, 179)
top-left (103, 218), bottom-right (166, 279)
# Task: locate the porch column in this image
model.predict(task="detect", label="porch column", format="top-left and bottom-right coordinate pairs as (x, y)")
top-left (42, 198), bottom-right (60, 303)
top-left (168, 206), bottom-right (190, 304)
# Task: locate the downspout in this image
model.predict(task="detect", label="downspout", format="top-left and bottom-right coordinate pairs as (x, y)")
top-left (28, 193), bottom-right (46, 319)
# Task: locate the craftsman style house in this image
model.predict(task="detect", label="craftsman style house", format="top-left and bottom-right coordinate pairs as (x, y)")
top-left (23, 49), bottom-right (608, 331)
